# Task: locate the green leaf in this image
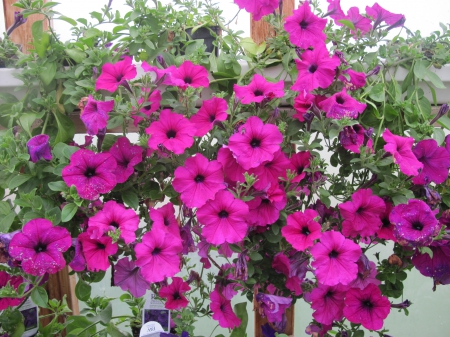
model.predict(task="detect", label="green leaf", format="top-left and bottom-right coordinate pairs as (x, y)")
top-left (31, 286), bottom-right (48, 308)
top-left (48, 181), bottom-right (68, 192)
top-left (249, 252), bottom-right (263, 261)
top-left (75, 279), bottom-right (91, 302)
top-left (353, 331), bottom-right (365, 337)
top-left (337, 19), bottom-right (356, 31)
top-left (19, 113), bottom-right (37, 136)
top-left (57, 15), bottom-right (77, 26)
top-left (437, 115), bottom-right (450, 130)
top-left (40, 62), bottom-right (57, 85)
top-left (369, 83), bottom-right (385, 102)
top-left (230, 302), bottom-right (248, 337)
top-left (99, 302), bottom-right (113, 324)
top-left (61, 203), bottom-right (78, 222)
top-left (0, 201), bottom-right (11, 215)
top-left (106, 323), bottom-right (131, 337)
top-left (65, 48), bottom-right (86, 63)
top-left (433, 127), bottom-right (445, 145)
top-left (0, 213), bottom-right (15, 232)
top-left (240, 37), bottom-right (259, 55)
top-left (425, 70), bottom-right (446, 89)
top-left (122, 190), bottom-right (139, 209)
top-left (414, 60), bottom-right (428, 80)
top-left (66, 316), bottom-right (97, 337)
top-left (9, 175), bottom-right (32, 189)
top-left (31, 20), bottom-right (44, 41)
top-left (53, 111), bottom-right (75, 144)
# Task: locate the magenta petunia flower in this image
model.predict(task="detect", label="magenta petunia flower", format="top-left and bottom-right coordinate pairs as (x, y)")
top-left (339, 189), bottom-right (385, 238)
top-left (69, 238), bottom-right (86, 272)
top-left (282, 209), bottom-right (322, 251)
top-left (319, 88), bottom-right (366, 119)
top-left (78, 232), bottom-right (118, 272)
top-left (131, 90), bottom-right (162, 126)
top-left (383, 129), bottom-right (423, 176)
top-left (272, 253), bottom-right (304, 295)
top-left (190, 97), bottom-right (228, 137)
top-left (62, 149), bottom-right (117, 200)
top-left (255, 293), bottom-right (292, 323)
top-left (293, 90), bottom-right (315, 121)
top-left (248, 149), bottom-right (293, 190)
top-left (412, 243), bottom-right (450, 286)
top-left (310, 231), bottom-right (361, 286)
top-left (109, 137), bottom-right (143, 184)
top-left (80, 95), bottom-right (114, 136)
top-left (376, 201), bottom-right (396, 241)
top-left (197, 189), bottom-right (249, 245)
top-left (210, 289), bottom-right (241, 328)
top-left (146, 109), bottom-right (196, 155)
top-left (9, 218), bottom-right (71, 276)
top-left (412, 139), bottom-right (450, 185)
top-left (217, 146), bottom-right (246, 183)
top-left (339, 125), bottom-right (373, 154)
top-left (163, 60), bottom-right (209, 90)
top-left (284, 2), bottom-right (327, 49)
top-left (343, 284), bottom-right (391, 330)
top-left (234, 74), bottom-right (284, 105)
top-left (339, 68), bottom-right (367, 90)
top-left (0, 271), bottom-right (24, 310)
top-left (88, 200), bottom-right (139, 244)
top-left (135, 228), bottom-right (183, 282)
top-left (290, 151), bottom-right (311, 183)
top-left (27, 134), bottom-right (52, 163)
top-left (114, 257), bottom-right (150, 298)
top-left (366, 2), bottom-right (405, 30)
top-left (173, 153), bottom-right (225, 208)
top-left (350, 255), bottom-right (381, 290)
top-left (228, 116), bottom-right (283, 170)
top-left (345, 7), bottom-right (372, 36)
top-left (325, 0), bottom-right (345, 21)
top-left (141, 61), bottom-right (167, 82)
top-left (95, 56), bottom-right (137, 92)
top-left (291, 46), bottom-right (340, 93)
top-left (233, 0), bottom-right (278, 21)
top-left (159, 277), bottom-right (191, 310)
top-left (389, 199), bottom-right (439, 246)
top-left (310, 283), bottom-right (348, 325)
top-left (150, 203), bottom-right (180, 237)
top-left (246, 185), bottom-right (287, 226)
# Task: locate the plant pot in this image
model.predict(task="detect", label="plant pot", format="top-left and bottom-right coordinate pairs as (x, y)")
top-left (184, 26), bottom-right (221, 57)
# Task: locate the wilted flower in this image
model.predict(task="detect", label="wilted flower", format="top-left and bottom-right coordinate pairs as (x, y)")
top-left (27, 135), bottom-right (52, 163)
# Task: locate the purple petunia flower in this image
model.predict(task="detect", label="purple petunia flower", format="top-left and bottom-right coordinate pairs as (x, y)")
top-left (9, 218), bottom-right (71, 276)
top-left (27, 134), bottom-right (52, 163)
top-left (109, 137), bottom-right (143, 183)
top-left (80, 96), bottom-right (114, 136)
top-left (114, 257), bottom-right (150, 297)
top-left (389, 199), bottom-right (439, 246)
top-left (412, 242), bottom-right (450, 287)
top-left (319, 88), bottom-right (366, 119)
top-left (62, 149), bottom-right (117, 200)
top-left (255, 293), bottom-right (292, 323)
top-left (412, 139), bottom-right (450, 185)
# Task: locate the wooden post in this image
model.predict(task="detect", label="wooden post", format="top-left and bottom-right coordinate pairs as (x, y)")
top-left (250, 0), bottom-right (295, 44)
top-left (3, 0), bottom-right (49, 53)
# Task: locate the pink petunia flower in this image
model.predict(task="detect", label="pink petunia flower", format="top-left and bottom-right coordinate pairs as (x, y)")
top-left (310, 231), bottom-right (361, 286)
top-left (291, 46), bottom-right (340, 93)
top-left (78, 232), bottom-right (118, 272)
top-left (282, 209), bottom-right (322, 251)
top-left (293, 91), bottom-right (315, 121)
top-left (159, 277), bottom-right (191, 310)
top-left (412, 243), bottom-right (450, 286)
top-left (190, 97), bottom-right (228, 137)
top-left (141, 61), bottom-right (167, 82)
top-left (412, 139), bottom-right (450, 185)
top-left (0, 271), bottom-right (24, 310)
top-left (255, 293), bottom-right (292, 323)
top-left (27, 134), bottom-right (52, 163)
top-left (343, 284), bottom-right (391, 330)
top-left (246, 185), bottom-right (287, 226)
top-left (146, 109), bottom-right (196, 155)
top-left (272, 253), bottom-right (304, 296)
top-left (248, 149), bottom-right (293, 190)
top-left (339, 188), bottom-right (385, 238)
top-left (310, 283), bottom-right (348, 325)
top-left (197, 189), bottom-right (249, 245)
top-left (9, 218), bottom-right (71, 276)
top-left (233, 0), bottom-right (278, 21)
top-left (135, 228), bottom-right (183, 283)
top-left (234, 74), bottom-right (284, 105)
top-left (383, 128), bottom-right (423, 176)
top-left (319, 88), bottom-right (366, 119)
top-left (366, 2), bottom-right (405, 30)
top-left (325, 0), bottom-right (345, 21)
top-left (339, 68), bottom-right (367, 90)
top-left (290, 151), bottom-right (311, 183)
top-left (131, 90), bottom-right (162, 126)
top-left (217, 146), bottom-right (246, 184)
top-left (284, 2), bottom-right (327, 49)
top-left (95, 56), bottom-right (137, 92)
top-left (150, 203), bottom-right (180, 237)
top-left (339, 125), bottom-right (373, 154)
top-left (376, 201), bottom-right (396, 241)
top-left (163, 60), bottom-right (209, 90)
top-left (389, 199), bottom-right (439, 246)
top-left (173, 153), bottom-right (225, 208)
top-left (69, 239), bottom-right (86, 272)
top-left (88, 200), bottom-right (139, 244)
top-left (109, 137), bottom-right (143, 184)
top-left (80, 95), bottom-right (115, 136)
top-left (228, 116), bottom-right (283, 170)
top-left (114, 257), bottom-right (150, 298)
top-left (345, 7), bottom-right (373, 36)
top-left (62, 149), bottom-right (117, 200)
top-left (210, 289), bottom-right (241, 328)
